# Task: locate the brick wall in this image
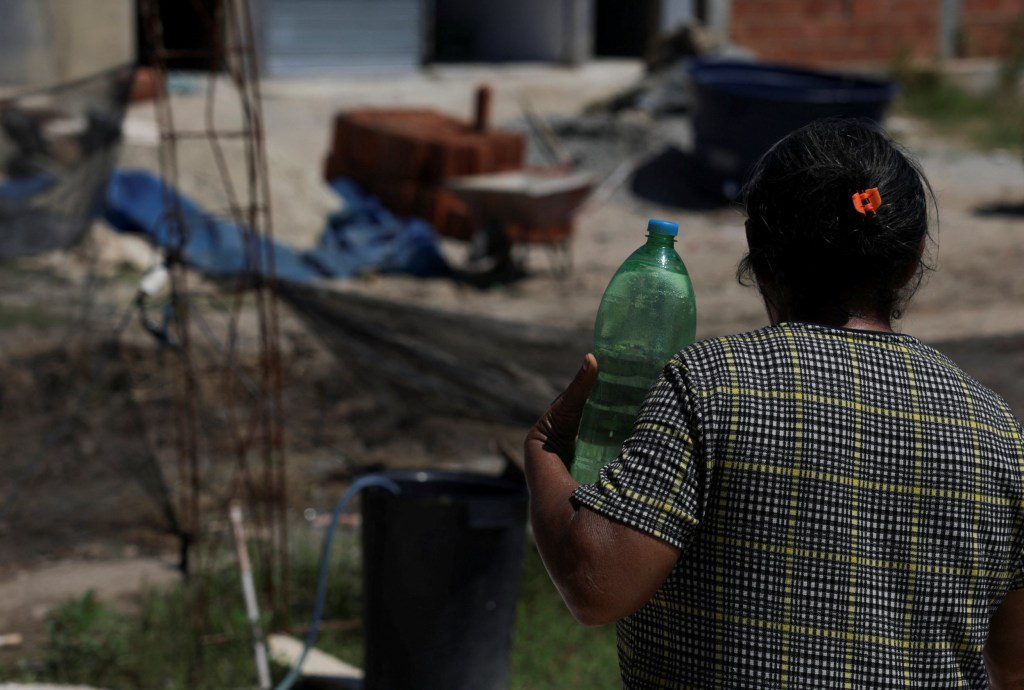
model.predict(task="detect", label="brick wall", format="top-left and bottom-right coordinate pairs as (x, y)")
top-left (959, 0), bottom-right (1024, 58)
top-left (727, 0), bottom-right (1024, 67)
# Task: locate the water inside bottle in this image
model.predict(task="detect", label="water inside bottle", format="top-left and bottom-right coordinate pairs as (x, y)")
top-left (572, 344), bottom-right (666, 485)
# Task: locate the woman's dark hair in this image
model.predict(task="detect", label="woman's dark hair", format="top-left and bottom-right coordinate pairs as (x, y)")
top-left (739, 118), bottom-right (933, 325)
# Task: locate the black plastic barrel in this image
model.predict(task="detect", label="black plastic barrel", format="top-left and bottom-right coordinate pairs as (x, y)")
top-left (361, 471), bottom-right (528, 690)
top-left (688, 58), bottom-right (898, 199)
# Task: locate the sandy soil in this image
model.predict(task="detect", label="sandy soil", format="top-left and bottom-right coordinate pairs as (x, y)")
top-left (112, 62), bottom-right (1024, 344)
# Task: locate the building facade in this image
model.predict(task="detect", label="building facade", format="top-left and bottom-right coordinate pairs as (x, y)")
top-left (728, 0), bottom-right (1024, 67)
top-left (140, 0), bottom-right (1024, 77)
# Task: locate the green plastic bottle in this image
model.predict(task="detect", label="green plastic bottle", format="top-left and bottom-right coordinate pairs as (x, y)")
top-left (571, 219), bottom-right (696, 485)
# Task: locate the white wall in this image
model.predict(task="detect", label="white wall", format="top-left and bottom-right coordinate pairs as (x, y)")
top-left (0, 0), bottom-right (135, 87)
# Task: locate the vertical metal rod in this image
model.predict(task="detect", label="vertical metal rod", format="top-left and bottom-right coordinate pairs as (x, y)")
top-left (230, 502), bottom-right (273, 690)
top-left (234, 0), bottom-right (291, 618)
top-left (141, 0), bottom-right (289, 626)
top-left (474, 85), bottom-right (493, 132)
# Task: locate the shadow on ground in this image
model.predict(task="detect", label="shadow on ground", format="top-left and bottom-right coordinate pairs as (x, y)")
top-left (973, 201), bottom-right (1024, 218)
top-left (630, 147), bottom-right (733, 211)
top-left (931, 331), bottom-right (1024, 413)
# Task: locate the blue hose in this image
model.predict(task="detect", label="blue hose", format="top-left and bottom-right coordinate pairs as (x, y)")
top-left (273, 474), bottom-right (401, 690)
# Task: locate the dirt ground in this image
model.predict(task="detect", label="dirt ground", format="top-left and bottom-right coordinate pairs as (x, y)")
top-left (0, 556), bottom-right (180, 656)
top-left (2, 61), bottom-right (1024, 654)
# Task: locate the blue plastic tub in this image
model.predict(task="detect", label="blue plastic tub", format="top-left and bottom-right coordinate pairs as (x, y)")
top-left (687, 59), bottom-right (898, 199)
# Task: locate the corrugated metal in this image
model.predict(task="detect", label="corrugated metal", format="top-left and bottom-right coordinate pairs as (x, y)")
top-left (263, 0), bottom-right (423, 76)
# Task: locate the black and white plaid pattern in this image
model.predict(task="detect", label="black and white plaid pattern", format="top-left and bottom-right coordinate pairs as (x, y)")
top-left (572, 322), bottom-right (1024, 688)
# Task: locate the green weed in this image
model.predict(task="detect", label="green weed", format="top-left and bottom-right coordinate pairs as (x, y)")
top-left (0, 533), bottom-right (618, 689)
top-left (891, 48), bottom-right (1024, 151)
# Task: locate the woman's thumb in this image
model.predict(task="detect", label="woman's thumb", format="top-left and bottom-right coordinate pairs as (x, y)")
top-left (557, 353), bottom-right (598, 416)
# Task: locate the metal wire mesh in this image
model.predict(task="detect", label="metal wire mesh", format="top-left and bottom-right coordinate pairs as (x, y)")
top-left (0, 64), bottom-right (133, 259)
top-left (138, 0), bottom-right (289, 618)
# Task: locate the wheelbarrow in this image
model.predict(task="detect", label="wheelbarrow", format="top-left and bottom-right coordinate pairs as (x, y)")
top-left (446, 169), bottom-right (593, 281)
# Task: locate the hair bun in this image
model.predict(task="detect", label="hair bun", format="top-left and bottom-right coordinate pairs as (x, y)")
top-left (740, 118), bottom-right (932, 322)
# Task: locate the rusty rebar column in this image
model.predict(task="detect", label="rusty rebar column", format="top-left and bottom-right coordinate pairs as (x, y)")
top-left (474, 84), bottom-right (492, 132)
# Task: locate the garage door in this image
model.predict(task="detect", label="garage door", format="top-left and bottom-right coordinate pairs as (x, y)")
top-left (262, 0), bottom-right (424, 76)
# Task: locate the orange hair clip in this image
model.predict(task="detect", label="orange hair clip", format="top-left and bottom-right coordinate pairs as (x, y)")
top-left (852, 188), bottom-right (882, 216)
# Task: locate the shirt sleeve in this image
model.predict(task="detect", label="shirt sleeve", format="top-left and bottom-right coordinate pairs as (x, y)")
top-left (571, 357), bottom-right (710, 550)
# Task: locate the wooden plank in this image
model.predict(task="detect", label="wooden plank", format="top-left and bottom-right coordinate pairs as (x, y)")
top-left (268, 633), bottom-right (363, 679)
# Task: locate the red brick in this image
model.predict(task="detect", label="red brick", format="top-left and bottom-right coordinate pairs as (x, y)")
top-left (731, 0), bottom-right (946, 65)
top-left (323, 107), bottom-right (535, 239)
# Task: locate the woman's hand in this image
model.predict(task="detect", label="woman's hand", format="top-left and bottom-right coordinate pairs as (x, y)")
top-left (524, 354), bottom-right (598, 470)
top-left (523, 352), bottom-right (680, 627)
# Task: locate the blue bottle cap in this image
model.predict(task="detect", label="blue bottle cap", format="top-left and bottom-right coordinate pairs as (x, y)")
top-left (647, 219), bottom-right (678, 237)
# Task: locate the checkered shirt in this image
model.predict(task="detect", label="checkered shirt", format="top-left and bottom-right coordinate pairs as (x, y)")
top-left (572, 322), bottom-right (1024, 689)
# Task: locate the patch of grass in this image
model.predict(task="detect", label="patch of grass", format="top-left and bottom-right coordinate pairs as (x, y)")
top-left (891, 60), bottom-right (1024, 151)
top-left (38, 591), bottom-right (129, 684)
top-left (290, 528), bottom-right (365, 667)
top-left (510, 546), bottom-right (620, 690)
top-left (0, 533), bottom-right (619, 689)
top-left (0, 572), bottom-right (258, 688)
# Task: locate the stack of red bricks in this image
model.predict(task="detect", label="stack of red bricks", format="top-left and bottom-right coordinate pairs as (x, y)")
top-left (323, 108), bottom-right (525, 240)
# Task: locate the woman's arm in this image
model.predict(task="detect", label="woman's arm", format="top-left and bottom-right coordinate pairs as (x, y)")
top-left (986, 588), bottom-right (1024, 688)
top-left (524, 355), bottom-right (680, 626)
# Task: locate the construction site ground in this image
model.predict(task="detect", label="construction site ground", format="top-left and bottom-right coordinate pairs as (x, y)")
top-left (2, 61), bottom-right (1023, 659)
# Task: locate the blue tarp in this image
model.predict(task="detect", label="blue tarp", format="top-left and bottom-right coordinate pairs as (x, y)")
top-left (307, 179), bottom-right (449, 279)
top-left (103, 169), bottom-right (449, 284)
top-left (105, 169), bottom-right (321, 282)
